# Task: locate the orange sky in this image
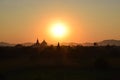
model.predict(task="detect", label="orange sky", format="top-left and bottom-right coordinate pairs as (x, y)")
top-left (0, 0), bottom-right (120, 44)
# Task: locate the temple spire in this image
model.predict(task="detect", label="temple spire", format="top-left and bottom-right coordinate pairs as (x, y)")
top-left (57, 42), bottom-right (60, 49)
top-left (36, 38), bottom-right (39, 44)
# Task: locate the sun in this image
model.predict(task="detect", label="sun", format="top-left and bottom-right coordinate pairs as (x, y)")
top-left (50, 22), bottom-right (68, 39)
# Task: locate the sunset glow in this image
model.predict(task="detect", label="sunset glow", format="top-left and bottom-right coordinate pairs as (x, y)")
top-left (0, 0), bottom-right (120, 43)
top-left (50, 22), bottom-right (68, 39)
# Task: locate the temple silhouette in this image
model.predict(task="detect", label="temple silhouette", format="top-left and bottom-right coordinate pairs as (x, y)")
top-left (32, 38), bottom-right (47, 48)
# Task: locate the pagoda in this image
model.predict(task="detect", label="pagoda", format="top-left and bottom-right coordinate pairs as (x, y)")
top-left (33, 38), bottom-right (41, 47)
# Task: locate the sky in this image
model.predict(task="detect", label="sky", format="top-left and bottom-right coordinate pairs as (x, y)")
top-left (0, 0), bottom-right (120, 44)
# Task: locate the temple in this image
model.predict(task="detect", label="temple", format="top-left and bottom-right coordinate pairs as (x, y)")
top-left (32, 39), bottom-right (47, 48)
top-left (41, 40), bottom-right (47, 47)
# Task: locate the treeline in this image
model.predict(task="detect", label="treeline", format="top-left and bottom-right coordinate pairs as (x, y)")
top-left (0, 46), bottom-right (120, 69)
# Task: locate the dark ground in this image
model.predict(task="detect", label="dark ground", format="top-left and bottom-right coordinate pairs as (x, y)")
top-left (0, 46), bottom-right (120, 80)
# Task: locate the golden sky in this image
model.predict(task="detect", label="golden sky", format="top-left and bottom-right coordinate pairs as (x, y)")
top-left (0, 0), bottom-right (120, 44)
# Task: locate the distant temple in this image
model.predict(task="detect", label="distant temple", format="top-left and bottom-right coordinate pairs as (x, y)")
top-left (41, 40), bottom-right (47, 47)
top-left (32, 39), bottom-right (47, 48)
top-left (32, 38), bottom-right (41, 48)
top-left (57, 42), bottom-right (60, 48)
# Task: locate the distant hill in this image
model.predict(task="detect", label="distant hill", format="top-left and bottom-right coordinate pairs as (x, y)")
top-left (61, 42), bottom-right (79, 46)
top-left (82, 42), bottom-right (93, 46)
top-left (22, 42), bottom-right (33, 46)
top-left (0, 42), bottom-right (33, 47)
top-left (82, 39), bottom-right (120, 46)
top-left (0, 39), bottom-right (120, 47)
top-left (0, 42), bottom-right (15, 47)
top-left (99, 39), bottom-right (120, 46)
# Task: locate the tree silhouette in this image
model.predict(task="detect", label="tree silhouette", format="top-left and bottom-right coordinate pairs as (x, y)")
top-left (94, 42), bottom-right (98, 46)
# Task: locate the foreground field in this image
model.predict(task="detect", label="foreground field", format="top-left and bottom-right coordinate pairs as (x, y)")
top-left (0, 46), bottom-right (120, 80)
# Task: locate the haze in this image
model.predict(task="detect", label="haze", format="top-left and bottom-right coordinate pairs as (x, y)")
top-left (0, 0), bottom-right (120, 44)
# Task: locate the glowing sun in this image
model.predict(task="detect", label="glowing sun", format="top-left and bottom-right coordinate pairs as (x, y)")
top-left (50, 22), bottom-right (68, 39)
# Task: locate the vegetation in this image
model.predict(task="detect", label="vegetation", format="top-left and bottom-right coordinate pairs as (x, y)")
top-left (0, 45), bottom-right (120, 80)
